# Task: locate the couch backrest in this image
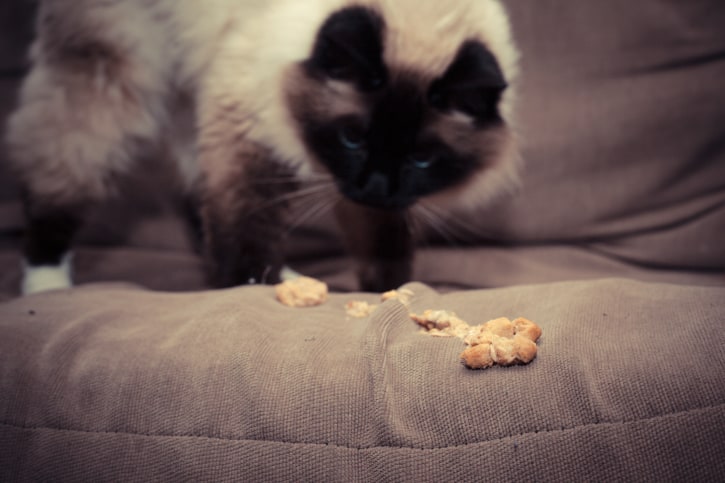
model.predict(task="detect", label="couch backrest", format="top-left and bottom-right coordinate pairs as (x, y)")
top-left (480, 0), bottom-right (725, 270)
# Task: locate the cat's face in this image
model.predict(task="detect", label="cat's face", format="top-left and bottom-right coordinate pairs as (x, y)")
top-left (286, 5), bottom-right (513, 210)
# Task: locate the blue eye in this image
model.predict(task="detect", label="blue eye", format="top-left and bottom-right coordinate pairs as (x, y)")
top-left (410, 153), bottom-right (436, 169)
top-left (338, 125), bottom-right (366, 151)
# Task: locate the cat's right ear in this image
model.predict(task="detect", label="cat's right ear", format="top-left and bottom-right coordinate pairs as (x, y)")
top-left (428, 40), bottom-right (507, 125)
top-left (305, 6), bottom-right (387, 91)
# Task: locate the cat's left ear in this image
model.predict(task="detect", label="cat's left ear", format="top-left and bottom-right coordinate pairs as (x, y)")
top-left (306, 6), bottom-right (386, 91)
top-left (429, 40), bottom-right (507, 124)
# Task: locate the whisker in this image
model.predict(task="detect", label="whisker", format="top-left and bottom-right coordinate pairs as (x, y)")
top-left (248, 173), bottom-right (331, 186)
top-left (285, 190), bottom-right (338, 236)
top-left (413, 202), bottom-right (475, 247)
top-left (248, 181), bottom-right (335, 215)
top-left (404, 208), bottom-right (429, 248)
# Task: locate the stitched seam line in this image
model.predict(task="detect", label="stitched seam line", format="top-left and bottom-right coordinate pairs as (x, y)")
top-left (1, 403), bottom-right (723, 452)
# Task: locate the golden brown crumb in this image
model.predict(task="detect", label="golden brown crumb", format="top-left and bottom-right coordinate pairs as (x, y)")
top-left (460, 344), bottom-right (495, 370)
top-left (345, 300), bottom-right (378, 318)
top-left (275, 277), bottom-right (328, 308)
top-left (343, 288), bottom-right (415, 319)
top-left (513, 317), bottom-right (542, 342)
top-left (412, 310), bottom-right (543, 370)
top-left (410, 310), bottom-right (469, 337)
top-left (489, 335), bottom-right (517, 365)
top-left (381, 288), bottom-right (414, 307)
top-left (512, 334), bottom-right (538, 364)
top-left (484, 317), bottom-right (515, 338)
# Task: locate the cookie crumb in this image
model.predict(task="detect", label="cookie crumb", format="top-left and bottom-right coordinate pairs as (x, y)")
top-left (411, 311), bottom-right (542, 370)
top-left (345, 288), bottom-right (416, 319)
top-left (381, 288), bottom-right (414, 307)
top-left (345, 300), bottom-right (378, 318)
top-left (410, 309), bottom-right (471, 339)
top-left (275, 277), bottom-right (328, 308)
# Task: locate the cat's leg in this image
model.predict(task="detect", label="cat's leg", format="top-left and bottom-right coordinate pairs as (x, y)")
top-left (6, 40), bottom-right (164, 294)
top-left (19, 199), bottom-right (84, 294)
top-left (198, 138), bottom-right (298, 287)
top-left (335, 200), bottom-right (414, 292)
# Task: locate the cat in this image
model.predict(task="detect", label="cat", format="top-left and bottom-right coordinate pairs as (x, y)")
top-left (5, 0), bottom-right (520, 294)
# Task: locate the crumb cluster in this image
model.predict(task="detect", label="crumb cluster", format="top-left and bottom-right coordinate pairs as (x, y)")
top-left (411, 310), bottom-right (542, 370)
top-left (344, 300), bottom-right (378, 318)
top-left (381, 288), bottom-right (414, 307)
top-left (275, 276), bottom-right (328, 308)
top-left (344, 288), bottom-right (415, 318)
top-left (274, 277), bottom-right (542, 370)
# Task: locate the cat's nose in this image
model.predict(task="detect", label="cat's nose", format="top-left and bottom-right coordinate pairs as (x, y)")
top-left (348, 170), bottom-right (410, 209)
top-left (359, 171), bottom-right (389, 198)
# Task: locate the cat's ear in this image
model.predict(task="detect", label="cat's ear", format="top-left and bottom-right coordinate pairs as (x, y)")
top-left (306, 6), bottom-right (386, 91)
top-left (429, 40), bottom-right (507, 124)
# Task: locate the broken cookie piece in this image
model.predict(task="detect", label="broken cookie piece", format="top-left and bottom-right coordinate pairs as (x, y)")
top-left (512, 317), bottom-right (543, 342)
top-left (411, 310), bottom-right (542, 370)
top-left (345, 300), bottom-right (378, 318)
top-left (460, 316), bottom-right (542, 369)
top-left (458, 344), bottom-right (495, 369)
top-left (381, 288), bottom-right (415, 307)
top-left (275, 276), bottom-right (328, 308)
top-left (344, 288), bottom-right (416, 319)
top-left (460, 333), bottom-right (539, 369)
top-left (410, 309), bottom-right (471, 339)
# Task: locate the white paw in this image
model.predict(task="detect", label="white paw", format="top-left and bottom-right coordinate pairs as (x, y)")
top-left (22, 254), bottom-right (73, 295)
top-left (280, 265), bottom-right (303, 281)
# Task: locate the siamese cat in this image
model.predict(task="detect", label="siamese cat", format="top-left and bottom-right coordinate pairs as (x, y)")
top-left (5, 0), bottom-right (519, 294)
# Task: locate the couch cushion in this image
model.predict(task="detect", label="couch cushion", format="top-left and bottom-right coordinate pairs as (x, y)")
top-left (1, 279), bottom-right (723, 480)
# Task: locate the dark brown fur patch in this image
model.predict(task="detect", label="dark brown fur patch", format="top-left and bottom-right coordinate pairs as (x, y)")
top-left (334, 198), bottom-right (413, 292)
top-left (21, 193), bottom-right (85, 266)
top-left (201, 142), bottom-right (299, 287)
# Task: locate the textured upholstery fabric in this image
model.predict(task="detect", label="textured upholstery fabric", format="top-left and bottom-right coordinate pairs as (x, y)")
top-left (479, 1), bottom-right (725, 272)
top-left (2, 280), bottom-right (724, 481)
top-left (1, 0), bottom-right (724, 480)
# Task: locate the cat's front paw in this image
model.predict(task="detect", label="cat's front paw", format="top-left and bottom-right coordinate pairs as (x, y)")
top-left (357, 258), bottom-right (412, 293)
top-left (208, 259), bottom-right (283, 288)
top-left (21, 254), bottom-right (73, 295)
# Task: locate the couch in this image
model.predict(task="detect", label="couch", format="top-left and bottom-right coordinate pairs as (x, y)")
top-left (1, 1), bottom-right (724, 480)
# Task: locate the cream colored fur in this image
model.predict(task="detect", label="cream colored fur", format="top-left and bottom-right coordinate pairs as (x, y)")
top-left (6, 0), bottom-right (518, 202)
top-left (6, 0), bottom-right (519, 292)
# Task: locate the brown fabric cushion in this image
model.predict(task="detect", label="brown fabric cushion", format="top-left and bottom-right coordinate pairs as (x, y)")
top-left (474, 1), bottom-right (725, 270)
top-left (1, 279), bottom-right (724, 480)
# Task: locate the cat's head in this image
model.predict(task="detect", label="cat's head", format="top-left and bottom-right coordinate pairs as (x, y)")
top-left (285, 2), bottom-right (519, 211)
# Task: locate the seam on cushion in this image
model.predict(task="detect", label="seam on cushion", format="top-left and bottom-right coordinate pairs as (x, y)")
top-left (1, 403), bottom-right (723, 451)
